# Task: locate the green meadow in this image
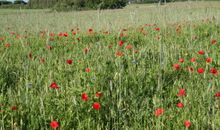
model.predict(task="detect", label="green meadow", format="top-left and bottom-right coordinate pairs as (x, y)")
top-left (0, 1), bottom-right (220, 130)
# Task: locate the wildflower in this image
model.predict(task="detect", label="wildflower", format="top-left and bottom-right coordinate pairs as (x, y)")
top-left (118, 40), bottom-right (124, 47)
top-left (50, 33), bottom-right (55, 37)
top-left (66, 59), bottom-right (73, 65)
top-left (4, 43), bottom-right (10, 48)
top-left (40, 58), bottom-right (45, 63)
top-left (93, 102), bottom-right (101, 110)
top-left (63, 32), bottom-right (68, 37)
top-left (154, 108), bottom-right (164, 117)
top-left (108, 44), bottom-right (113, 49)
top-left (72, 31), bottom-right (77, 35)
top-left (177, 88), bottom-right (186, 97)
top-left (46, 45), bottom-right (53, 50)
top-left (50, 82), bottom-right (59, 89)
top-left (187, 67), bottom-right (194, 72)
top-left (125, 44), bottom-right (133, 50)
top-left (58, 32), bottom-right (63, 37)
top-left (115, 51), bottom-right (123, 57)
top-left (184, 120), bottom-right (191, 128)
top-left (176, 102), bottom-right (184, 108)
top-left (198, 50), bottom-right (205, 55)
top-left (50, 121), bottom-right (59, 129)
top-left (190, 58), bottom-right (196, 62)
top-left (28, 52), bottom-right (32, 59)
top-left (154, 27), bottom-right (160, 31)
top-left (179, 58), bottom-right (184, 63)
top-left (96, 92), bottom-right (103, 98)
top-left (206, 58), bottom-right (212, 63)
top-left (81, 93), bottom-right (89, 101)
top-left (11, 106), bottom-right (17, 111)
top-left (88, 28), bottom-right (93, 33)
top-left (214, 92), bottom-right (220, 98)
top-left (173, 64), bottom-right (180, 70)
top-left (85, 68), bottom-right (91, 73)
top-left (210, 68), bottom-right (218, 75)
top-left (211, 39), bottom-right (217, 44)
top-left (197, 68), bottom-right (205, 74)
top-left (84, 48), bottom-right (89, 54)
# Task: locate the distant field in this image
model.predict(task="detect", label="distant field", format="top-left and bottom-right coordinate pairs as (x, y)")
top-left (0, 1), bottom-right (220, 130)
top-left (0, 1), bottom-right (220, 33)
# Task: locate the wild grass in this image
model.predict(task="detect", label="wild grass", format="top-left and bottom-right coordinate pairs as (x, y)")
top-left (0, 1), bottom-right (220, 130)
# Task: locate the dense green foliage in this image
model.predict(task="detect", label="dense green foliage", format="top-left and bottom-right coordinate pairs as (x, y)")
top-left (0, 1), bottom-right (12, 5)
top-left (27, 0), bottom-right (128, 10)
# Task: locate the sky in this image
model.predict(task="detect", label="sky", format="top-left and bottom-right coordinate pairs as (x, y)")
top-left (6, 0), bottom-right (29, 2)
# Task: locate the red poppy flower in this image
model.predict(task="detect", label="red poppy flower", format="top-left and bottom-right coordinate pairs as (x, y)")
top-left (72, 31), bottom-right (77, 35)
top-left (0, 37), bottom-right (4, 41)
top-left (190, 58), bottom-right (196, 62)
top-left (154, 108), bottom-right (164, 117)
top-left (85, 68), bottom-right (91, 73)
top-left (66, 59), bottom-right (73, 65)
top-left (88, 28), bottom-right (93, 33)
top-left (211, 39), bottom-right (217, 44)
top-left (50, 121), bottom-right (59, 129)
top-left (50, 82), bottom-right (59, 89)
top-left (184, 120), bottom-right (191, 128)
top-left (10, 31), bottom-right (16, 35)
top-left (206, 58), bottom-right (212, 63)
top-left (40, 58), bottom-right (45, 63)
top-left (119, 33), bottom-right (124, 37)
top-left (125, 44), bottom-right (133, 50)
top-left (58, 32), bottom-right (63, 37)
top-left (210, 68), bottom-right (218, 75)
top-left (49, 38), bottom-right (54, 41)
top-left (197, 68), bottom-right (205, 74)
top-left (115, 51), bottom-right (123, 57)
top-left (177, 88), bottom-right (186, 97)
top-left (214, 92), bottom-right (220, 98)
top-left (108, 44), bottom-right (113, 49)
top-left (11, 106), bottom-right (17, 111)
top-left (81, 93), bottom-right (89, 101)
top-left (96, 92), bottom-right (103, 98)
top-left (118, 40), bottom-right (124, 47)
top-left (154, 27), bottom-right (160, 31)
top-left (63, 32), bottom-right (68, 37)
top-left (179, 58), bottom-right (184, 63)
top-left (50, 33), bottom-right (55, 37)
top-left (176, 102), bottom-right (184, 108)
top-left (93, 102), bottom-right (101, 110)
top-left (47, 45), bottom-right (52, 50)
top-left (84, 48), bottom-right (89, 54)
top-left (173, 64), bottom-right (180, 70)
top-left (187, 67), bottom-right (194, 72)
top-left (28, 52), bottom-right (32, 59)
top-left (198, 50), bottom-right (205, 55)
top-left (4, 43), bottom-right (10, 48)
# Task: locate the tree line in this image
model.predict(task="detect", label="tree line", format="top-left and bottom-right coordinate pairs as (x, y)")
top-left (28, 0), bottom-right (128, 10)
top-left (1, 0), bottom-right (209, 10)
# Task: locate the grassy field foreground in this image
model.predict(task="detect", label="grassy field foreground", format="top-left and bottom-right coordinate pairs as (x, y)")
top-left (0, 1), bottom-right (220, 130)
